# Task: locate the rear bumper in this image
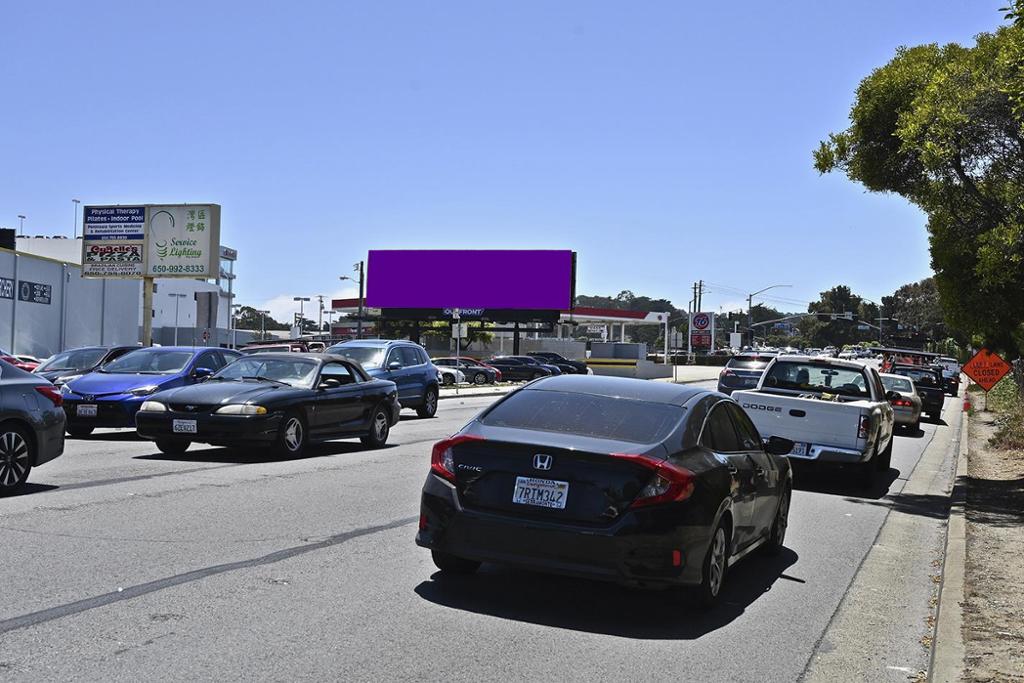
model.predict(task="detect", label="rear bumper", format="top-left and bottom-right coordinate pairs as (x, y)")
top-left (416, 473), bottom-right (711, 587)
top-left (34, 411), bottom-right (66, 466)
top-left (893, 406), bottom-right (921, 425)
top-left (136, 411), bottom-right (282, 445)
top-left (787, 443), bottom-right (871, 464)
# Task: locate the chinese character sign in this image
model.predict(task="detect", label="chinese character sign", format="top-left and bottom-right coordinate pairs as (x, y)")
top-left (144, 205), bottom-right (220, 278)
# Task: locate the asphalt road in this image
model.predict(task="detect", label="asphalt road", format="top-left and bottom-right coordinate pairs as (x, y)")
top-left (0, 380), bottom-right (956, 681)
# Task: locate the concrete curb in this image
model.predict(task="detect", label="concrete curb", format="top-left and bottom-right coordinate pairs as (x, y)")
top-left (930, 408), bottom-right (968, 682)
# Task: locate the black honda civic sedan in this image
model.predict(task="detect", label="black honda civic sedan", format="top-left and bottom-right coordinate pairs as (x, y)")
top-left (136, 353), bottom-right (401, 457)
top-left (416, 375), bottom-right (793, 606)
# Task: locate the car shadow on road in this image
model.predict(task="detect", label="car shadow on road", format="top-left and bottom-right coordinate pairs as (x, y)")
top-left (842, 475), bottom-right (1024, 527)
top-left (792, 466), bottom-right (901, 500)
top-left (69, 431), bottom-right (144, 442)
top-left (134, 441), bottom-right (395, 464)
top-left (414, 548), bottom-right (799, 639)
top-left (895, 426), bottom-right (926, 439)
top-left (2, 482), bottom-right (59, 498)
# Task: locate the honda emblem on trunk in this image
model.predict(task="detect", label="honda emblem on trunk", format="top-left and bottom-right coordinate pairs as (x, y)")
top-left (533, 454), bottom-right (553, 471)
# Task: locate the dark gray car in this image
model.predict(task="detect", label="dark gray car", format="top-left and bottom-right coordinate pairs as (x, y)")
top-left (0, 360), bottom-right (66, 494)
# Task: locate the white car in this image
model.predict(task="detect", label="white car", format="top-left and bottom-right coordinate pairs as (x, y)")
top-left (436, 366), bottom-right (466, 386)
top-left (733, 355), bottom-right (896, 488)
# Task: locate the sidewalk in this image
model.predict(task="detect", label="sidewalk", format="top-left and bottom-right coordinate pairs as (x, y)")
top-left (439, 365), bottom-right (721, 400)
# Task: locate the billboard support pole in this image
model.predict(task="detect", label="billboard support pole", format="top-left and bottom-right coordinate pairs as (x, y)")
top-left (142, 277), bottom-right (154, 347)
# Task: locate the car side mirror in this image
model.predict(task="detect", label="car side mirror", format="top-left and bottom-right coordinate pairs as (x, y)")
top-left (193, 367), bottom-right (214, 380)
top-left (885, 390), bottom-right (901, 401)
top-left (319, 378), bottom-right (342, 390)
top-left (388, 361), bottom-right (402, 371)
top-left (765, 436), bottom-right (795, 456)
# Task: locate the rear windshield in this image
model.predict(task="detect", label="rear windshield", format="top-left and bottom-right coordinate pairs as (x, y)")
top-left (881, 375), bottom-right (914, 393)
top-left (763, 361), bottom-right (870, 398)
top-left (891, 367), bottom-right (940, 386)
top-left (727, 357), bottom-right (771, 369)
top-left (480, 389), bottom-right (683, 444)
top-left (36, 348), bottom-right (106, 372)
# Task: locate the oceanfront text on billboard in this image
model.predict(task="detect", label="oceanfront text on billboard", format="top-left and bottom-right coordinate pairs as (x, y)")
top-left (365, 250), bottom-right (574, 310)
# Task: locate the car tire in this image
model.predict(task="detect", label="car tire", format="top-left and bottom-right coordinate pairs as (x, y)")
top-left (155, 439), bottom-right (190, 455)
top-left (416, 387), bottom-right (438, 419)
top-left (360, 405), bottom-right (391, 449)
top-left (0, 424), bottom-right (33, 495)
top-left (875, 435), bottom-right (893, 472)
top-left (695, 517), bottom-right (730, 609)
top-left (66, 425), bottom-right (94, 438)
top-left (764, 487), bottom-right (791, 556)
top-left (912, 419), bottom-right (921, 431)
top-left (859, 459), bottom-right (876, 489)
top-left (442, 373), bottom-right (454, 387)
top-left (274, 412), bottom-right (308, 457)
top-left (431, 550), bottom-right (480, 575)
top-left (473, 372), bottom-right (487, 385)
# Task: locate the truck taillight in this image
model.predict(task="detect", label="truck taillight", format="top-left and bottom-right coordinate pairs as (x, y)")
top-left (857, 415), bottom-right (870, 439)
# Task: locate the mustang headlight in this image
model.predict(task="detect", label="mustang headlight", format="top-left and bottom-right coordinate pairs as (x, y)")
top-left (215, 404), bottom-right (268, 416)
top-left (130, 385), bottom-right (160, 397)
top-left (139, 400), bottom-right (167, 412)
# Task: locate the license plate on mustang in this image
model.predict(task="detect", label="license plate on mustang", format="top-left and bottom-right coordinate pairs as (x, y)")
top-left (77, 404), bottom-right (97, 417)
top-left (512, 476), bottom-right (569, 509)
top-left (790, 442), bottom-right (810, 457)
top-left (172, 419), bottom-right (197, 434)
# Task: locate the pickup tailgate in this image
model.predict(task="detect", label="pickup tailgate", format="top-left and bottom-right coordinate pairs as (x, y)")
top-left (731, 390), bottom-right (867, 450)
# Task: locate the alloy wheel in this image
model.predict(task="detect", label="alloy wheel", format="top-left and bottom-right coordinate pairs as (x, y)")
top-left (0, 431), bottom-right (30, 489)
top-left (284, 418), bottom-right (303, 452)
top-left (374, 412), bottom-right (389, 441)
top-left (709, 527), bottom-right (726, 597)
top-left (776, 491), bottom-right (790, 546)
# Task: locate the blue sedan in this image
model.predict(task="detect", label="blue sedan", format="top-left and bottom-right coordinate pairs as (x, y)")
top-left (61, 346), bottom-right (241, 436)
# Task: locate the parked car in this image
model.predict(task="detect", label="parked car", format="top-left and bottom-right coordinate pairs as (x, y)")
top-left (432, 358), bottom-right (500, 385)
top-left (61, 346), bottom-right (243, 436)
top-left (33, 345), bottom-right (138, 386)
top-left (733, 355), bottom-right (896, 487)
top-left (0, 359), bottom-right (65, 494)
top-left (717, 352), bottom-right (776, 395)
top-left (0, 348), bottom-right (40, 373)
top-left (136, 353), bottom-right (400, 456)
top-left (526, 351), bottom-right (588, 374)
top-left (436, 366), bottom-right (466, 386)
top-left (327, 339), bottom-right (440, 418)
top-left (887, 364), bottom-right (945, 420)
top-left (416, 375), bottom-right (794, 607)
top-left (937, 357), bottom-right (962, 396)
top-left (880, 373), bottom-right (923, 430)
top-left (485, 356), bottom-right (554, 382)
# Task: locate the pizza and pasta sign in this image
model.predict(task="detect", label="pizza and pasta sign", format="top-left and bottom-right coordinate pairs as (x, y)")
top-left (81, 204), bottom-right (221, 279)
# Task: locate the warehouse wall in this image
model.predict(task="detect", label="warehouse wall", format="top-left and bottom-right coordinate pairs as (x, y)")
top-left (0, 248), bottom-right (141, 358)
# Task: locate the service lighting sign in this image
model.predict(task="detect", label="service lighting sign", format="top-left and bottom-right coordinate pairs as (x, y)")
top-left (81, 204), bottom-right (221, 279)
top-left (81, 206), bottom-right (146, 278)
top-left (144, 205), bottom-right (220, 278)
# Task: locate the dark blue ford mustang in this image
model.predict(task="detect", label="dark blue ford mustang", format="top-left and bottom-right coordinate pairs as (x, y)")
top-left (416, 375), bottom-right (794, 607)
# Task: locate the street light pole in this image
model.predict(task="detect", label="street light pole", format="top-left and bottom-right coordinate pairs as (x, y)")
top-left (316, 295), bottom-right (325, 334)
top-left (257, 309), bottom-right (270, 340)
top-left (72, 199), bottom-right (80, 238)
top-left (747, 284), bottom-right (792, 347)
top-left (169, 293), bottom-right (187, 345)
top-left (293, 297), bottom-right (310, 335)
top-left (231, 303), bottom-right (241, 348)
top-left (17, 215), bottom-right (25, 237)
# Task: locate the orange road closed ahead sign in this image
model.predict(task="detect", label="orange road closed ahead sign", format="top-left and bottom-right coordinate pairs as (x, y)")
top-left (963, 348), bottom-right (1012, 392)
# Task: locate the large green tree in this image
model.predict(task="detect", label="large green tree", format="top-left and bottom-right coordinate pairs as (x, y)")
top-left (814, 16), bottom-right (1024, 355)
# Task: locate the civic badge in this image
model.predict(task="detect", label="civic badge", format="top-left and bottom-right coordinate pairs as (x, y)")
top-left (533, 454), bottom-right (553, 471)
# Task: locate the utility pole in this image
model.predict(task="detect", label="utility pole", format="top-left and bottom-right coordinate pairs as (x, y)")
top-left (257, 309), bottom-right (270, 340)
top-left (316, 294), bottom-right (325, 333)
top-left (72, 199), bottom-right (80, 238)
top-left (339, 261), bottom-right (366, 339)
top-left (697, 280), bottom-right (704, 312)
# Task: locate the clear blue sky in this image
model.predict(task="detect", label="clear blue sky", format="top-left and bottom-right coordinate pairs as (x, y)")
top-left (0, 1), bottom-right (1006, 320)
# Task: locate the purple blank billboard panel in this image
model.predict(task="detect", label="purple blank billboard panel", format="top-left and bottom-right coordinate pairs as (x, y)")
top-left (366, 250), bottom-right (574, 310)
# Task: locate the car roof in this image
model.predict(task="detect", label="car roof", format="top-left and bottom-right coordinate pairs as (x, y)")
top-left (524, 374), bottom-right (705, 407)
top-left (772, 354), bottom-right (869, 370)
top-left (335, 338), bottom-right (412, 347)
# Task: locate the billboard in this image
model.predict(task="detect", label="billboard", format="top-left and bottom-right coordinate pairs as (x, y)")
top-left (365, 250), bottom-right (575, 310)
top-left (81, 204), bottom-right (221, 279)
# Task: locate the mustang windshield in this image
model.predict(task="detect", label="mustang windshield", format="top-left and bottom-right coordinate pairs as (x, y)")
top-left (102, 349), bottom-right (193, 374)
top-left (213, 357), bottom-right (318, 388)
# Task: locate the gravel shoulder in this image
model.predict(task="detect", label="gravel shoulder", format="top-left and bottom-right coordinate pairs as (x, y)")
top-left (962, 403), bottom-right (1024, 682)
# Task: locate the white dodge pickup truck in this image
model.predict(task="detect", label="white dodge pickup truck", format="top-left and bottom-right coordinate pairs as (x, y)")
top-left (732, 355), bottom-right (896, 487)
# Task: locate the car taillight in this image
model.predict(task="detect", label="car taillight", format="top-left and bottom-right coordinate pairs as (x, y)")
top-left (34, 385), bottom-right (63, 407)
top-left (891, 399), bottom-right (913, 407)
top-left (720, 369), bottom-right (736, 379)
top-left (858, 415), bottom-right (870, 439)
top-left (430, 434), bottom-right (485, 483)
top-left (610, 453), bottom-right (695, 508)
